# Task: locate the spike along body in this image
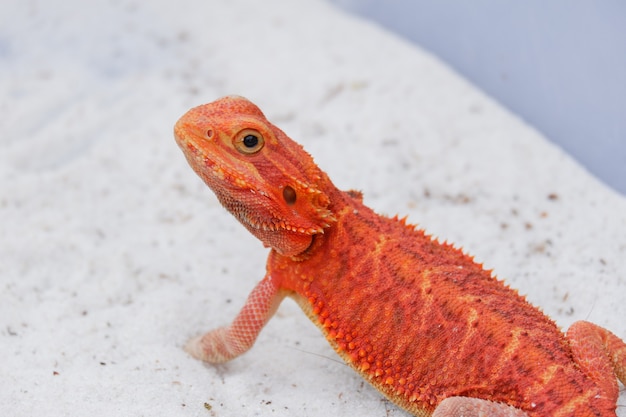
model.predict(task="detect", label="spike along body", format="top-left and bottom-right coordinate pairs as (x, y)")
top-left (174, 96), bottom-right (626, 417)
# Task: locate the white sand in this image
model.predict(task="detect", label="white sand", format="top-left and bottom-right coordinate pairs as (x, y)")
top-left (1, 1), bottom-right (624, 416)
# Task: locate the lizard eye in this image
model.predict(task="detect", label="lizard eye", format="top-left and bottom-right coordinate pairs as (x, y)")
top-left (233, 129), bottom-right (265, 154)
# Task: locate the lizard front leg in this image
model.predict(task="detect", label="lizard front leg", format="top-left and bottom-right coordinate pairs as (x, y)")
top-left (185, 274), bottom-right (285, 363)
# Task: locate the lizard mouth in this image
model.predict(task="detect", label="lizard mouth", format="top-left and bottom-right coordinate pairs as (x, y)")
top-left (174, 121), bottom-right (251, 190)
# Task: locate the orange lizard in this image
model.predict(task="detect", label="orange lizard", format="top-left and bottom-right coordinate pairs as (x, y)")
top-left (174, 96), bottom-right (626, 417)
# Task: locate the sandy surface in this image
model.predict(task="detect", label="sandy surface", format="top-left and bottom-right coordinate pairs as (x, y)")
top-left (1, 0), bottom-right (624, 416)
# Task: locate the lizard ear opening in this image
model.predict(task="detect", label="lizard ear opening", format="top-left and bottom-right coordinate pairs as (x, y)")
top-left (283, 186), bottom-right (297, 205)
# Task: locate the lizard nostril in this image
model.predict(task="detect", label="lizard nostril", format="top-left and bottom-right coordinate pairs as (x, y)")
top-left (206, 129), bottom-right (214, 138)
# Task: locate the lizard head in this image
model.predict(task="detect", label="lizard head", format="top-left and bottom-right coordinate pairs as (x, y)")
top-left (174, 96), bottom-right (336, 257)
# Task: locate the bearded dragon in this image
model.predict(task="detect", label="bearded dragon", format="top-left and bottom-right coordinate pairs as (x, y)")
top-left (173, 96), bottom-right (626, 417)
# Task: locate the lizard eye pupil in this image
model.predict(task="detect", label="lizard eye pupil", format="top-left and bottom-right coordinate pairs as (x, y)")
top-left (243, 134), bottom-right (259, 148)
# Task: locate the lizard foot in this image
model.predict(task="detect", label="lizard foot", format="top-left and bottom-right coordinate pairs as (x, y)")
top-left (433, 397), bottom-right (529, 417)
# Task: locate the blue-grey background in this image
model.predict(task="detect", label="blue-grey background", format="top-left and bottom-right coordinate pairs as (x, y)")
top-left (332, 0), bottom-right (626, 195)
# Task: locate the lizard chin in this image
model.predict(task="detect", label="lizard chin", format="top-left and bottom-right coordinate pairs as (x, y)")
top-left (234, 210), bottom-right (317, 257)
top-left (255, 226), bottom-right (314, 257)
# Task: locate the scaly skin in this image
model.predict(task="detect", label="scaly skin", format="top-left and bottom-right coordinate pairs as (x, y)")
top-left (174, 96), bottom-right (626, 417)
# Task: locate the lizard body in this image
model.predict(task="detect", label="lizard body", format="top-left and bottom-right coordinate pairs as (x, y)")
top-left (174, 96), bottom-right (626, 417)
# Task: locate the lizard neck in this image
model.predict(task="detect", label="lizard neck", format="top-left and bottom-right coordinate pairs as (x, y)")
top-left (284, 183), bottom-right (362, 261)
